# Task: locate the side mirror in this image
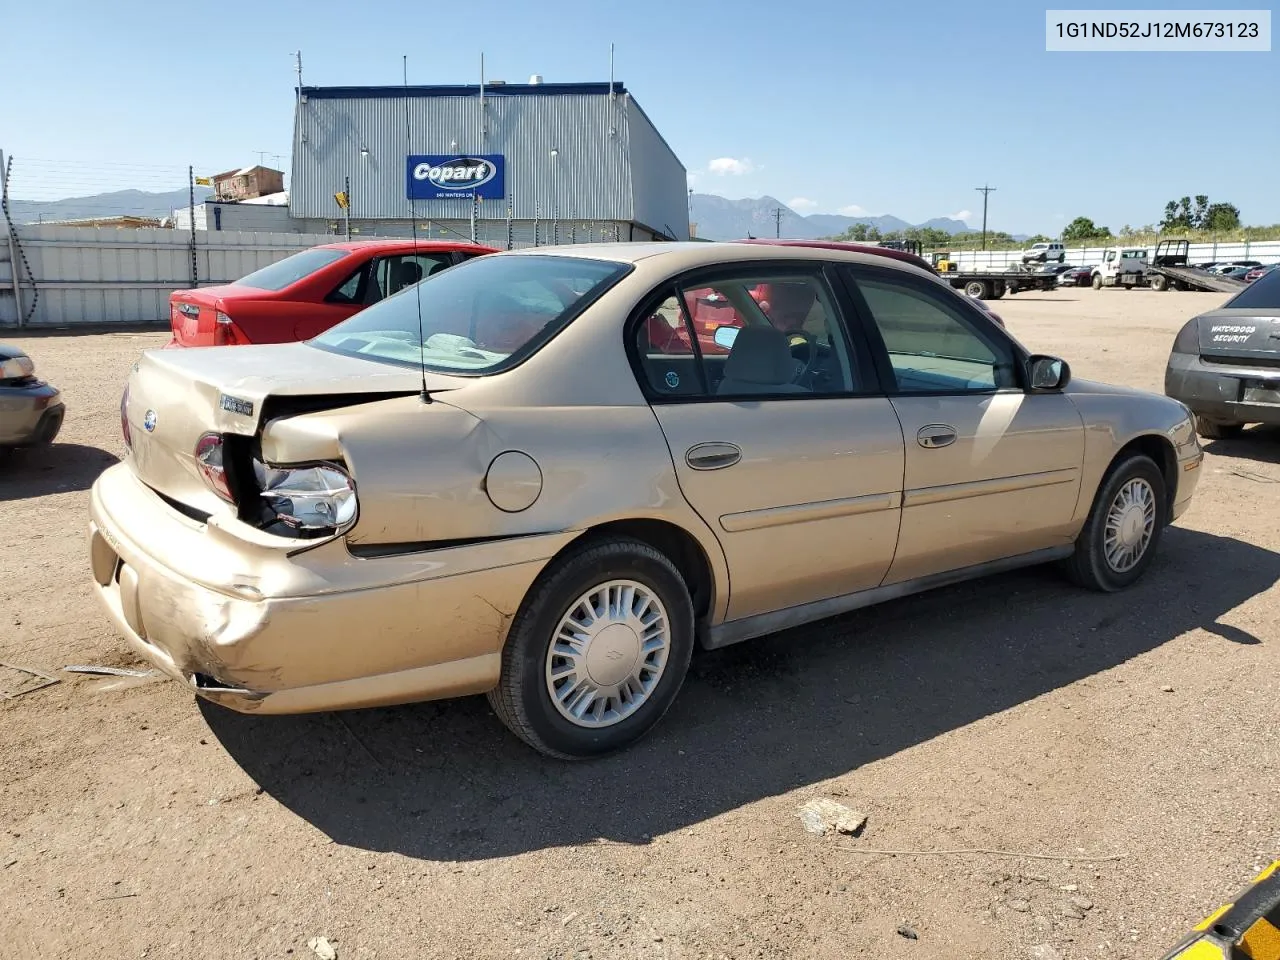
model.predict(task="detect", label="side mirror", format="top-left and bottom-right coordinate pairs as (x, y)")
top-left (1029, 354), bottom-right (1070, 391)
top-left (713, 326), bottom-right (739, 351)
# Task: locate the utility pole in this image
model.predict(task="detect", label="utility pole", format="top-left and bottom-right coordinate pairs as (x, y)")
top-left (773, 206), bottom-right (783, 239)
top-left (975, 184), bottom-right (996, 250)
top-left (188, 165), bottom-right (198, 288)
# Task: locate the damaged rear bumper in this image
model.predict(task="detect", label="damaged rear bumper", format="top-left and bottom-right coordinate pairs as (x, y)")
top-left (87, 463), bottom-right (572, 714)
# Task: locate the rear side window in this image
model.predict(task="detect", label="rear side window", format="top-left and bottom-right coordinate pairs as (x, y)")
top-left (1225, 268), bottom-right (1280, 310)
top-left (234, 248), bottom-right (349, 291)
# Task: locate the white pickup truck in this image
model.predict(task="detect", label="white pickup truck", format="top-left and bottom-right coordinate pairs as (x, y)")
top-left (1091, 248), bottom-right (1150, 288)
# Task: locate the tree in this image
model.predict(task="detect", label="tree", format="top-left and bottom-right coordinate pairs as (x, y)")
top-left (1062, 216), bottom-right (1113, 244)
top-left (1024, 234), bottom-right (1051, 245)
top-left (832, 222), bottom-right (880, 242)
top-left (1202, 203), bottom-right (1241, 232)
top-left (1159, 195), bottom-right (1239, 232)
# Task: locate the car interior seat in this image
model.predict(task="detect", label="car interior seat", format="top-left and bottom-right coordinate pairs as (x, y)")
top-left (715, 327), bottom-right (808, 395)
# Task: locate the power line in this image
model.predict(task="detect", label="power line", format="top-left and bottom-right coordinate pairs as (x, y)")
top-left (975, 184), bottom-right (996, 250)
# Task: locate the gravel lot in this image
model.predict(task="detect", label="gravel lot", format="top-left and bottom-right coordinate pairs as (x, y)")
top-left (2, 288), bottom-right (1277, 960)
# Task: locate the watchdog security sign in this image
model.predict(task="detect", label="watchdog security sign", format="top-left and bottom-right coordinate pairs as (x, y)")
top-left (406, 155), bottom-right (505, 200)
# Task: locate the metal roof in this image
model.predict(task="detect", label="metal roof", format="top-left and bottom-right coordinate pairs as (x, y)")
top-left (298, 82), bottom-right (627, 100)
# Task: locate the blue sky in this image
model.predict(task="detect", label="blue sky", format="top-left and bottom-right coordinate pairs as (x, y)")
top-left (4, 0), bottom-right (1276, 233)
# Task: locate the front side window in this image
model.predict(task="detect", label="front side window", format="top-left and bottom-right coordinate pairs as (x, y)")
top-left (850, 272), bottom-right (1018, 394)
top-left (632, 269), bottom-right (858, 399)
top-left (234, 248), bottom-right (350, 292)
top-left (311, 254), bottom-right (629, 374)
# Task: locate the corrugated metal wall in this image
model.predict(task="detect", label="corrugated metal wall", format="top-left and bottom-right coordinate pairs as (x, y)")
top-left (290, 89), bottom-right (655, 224)
top-left (1, 225), bottom-right (332, 326)
top-left (627, 99), bottom-right (690, 240)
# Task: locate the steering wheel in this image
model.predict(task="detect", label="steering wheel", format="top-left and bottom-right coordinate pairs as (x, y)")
top-left (785, 331), bottom-right (819, 384)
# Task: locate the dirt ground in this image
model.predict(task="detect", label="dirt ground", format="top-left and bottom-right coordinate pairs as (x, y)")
top-left (2, 288), bottom-right (1277, 960)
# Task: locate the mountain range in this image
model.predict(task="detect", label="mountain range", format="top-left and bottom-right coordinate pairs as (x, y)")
top-left (689, 194), bottom-right (980, 241)
top-left (7, 187), bottom-right (994, 242)
top-left (4, 187), bottom-right (213, 224)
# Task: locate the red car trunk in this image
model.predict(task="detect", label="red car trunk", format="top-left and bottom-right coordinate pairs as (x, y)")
top-left (168, 240), bottom-right (496, 347)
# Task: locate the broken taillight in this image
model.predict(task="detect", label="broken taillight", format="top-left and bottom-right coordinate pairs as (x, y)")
top-left (213, 310), bottom-right (241, 346)
top-left (194, 433), bottom-right (234, 502)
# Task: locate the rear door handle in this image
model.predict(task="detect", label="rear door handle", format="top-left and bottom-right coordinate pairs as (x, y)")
top-left (686, 442), bottom-right (742, 470)
top-left (917, 424), bottom-right (957, 449)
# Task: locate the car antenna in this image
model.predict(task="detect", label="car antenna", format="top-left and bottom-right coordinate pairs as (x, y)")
top-left (402, 54), bottom-right (431, 403)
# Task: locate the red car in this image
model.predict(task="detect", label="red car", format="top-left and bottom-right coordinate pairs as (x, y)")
top-left (167, 239), bottom-right (497, 347)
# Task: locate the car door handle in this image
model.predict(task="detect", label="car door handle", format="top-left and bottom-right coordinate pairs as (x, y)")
top-left (686, 442), bottom-right (742, 471)
top-left (917, 424), bottom-right (957, 449)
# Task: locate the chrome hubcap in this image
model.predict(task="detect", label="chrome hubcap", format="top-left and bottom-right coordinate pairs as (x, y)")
top-left (545, 580), bottom-right (670, 728)
top-left (1103, 478), bottom-right (1156, 573)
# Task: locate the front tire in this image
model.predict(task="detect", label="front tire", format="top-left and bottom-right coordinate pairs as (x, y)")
top-left (488, 537), bottom-right (695, 759)
top-left (1062, 453), bottom-right (1167, 592)
top-left (1091, 275), bottom-right (1103, 290)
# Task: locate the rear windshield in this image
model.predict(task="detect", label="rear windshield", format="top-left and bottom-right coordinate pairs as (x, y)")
top-left (310, 254), bottom-right (631, 374)
top-left (234, 248), bottom-right (349, 291)
top-left (1225, 268), bottom-right (1280, 310)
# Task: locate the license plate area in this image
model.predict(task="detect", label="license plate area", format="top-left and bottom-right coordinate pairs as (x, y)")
top-left (1241, 380), bottom-right (1280, 404)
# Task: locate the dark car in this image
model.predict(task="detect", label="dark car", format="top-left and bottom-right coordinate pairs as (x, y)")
top-left (0, 345), bottom-right (65, 450)
top-left (1165, 267), bottom-right (1280, 438)
top-left (1058, 264), bottom-right (1094, 287)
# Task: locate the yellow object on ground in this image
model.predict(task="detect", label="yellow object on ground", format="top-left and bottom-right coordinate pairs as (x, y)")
top-left (1160, 861), bottom-right (1280, 959)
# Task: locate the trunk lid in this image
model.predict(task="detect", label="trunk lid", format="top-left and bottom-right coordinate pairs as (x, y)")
top-left (1195, 308), bottom-right (1280, 363)
top-left (169, 284), bottom-right (268, 346)
top-left (123, 342), bottom-right (457, 512)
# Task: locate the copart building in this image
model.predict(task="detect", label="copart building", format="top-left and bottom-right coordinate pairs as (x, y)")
top-left (283, 79), bottom-right (689, 245)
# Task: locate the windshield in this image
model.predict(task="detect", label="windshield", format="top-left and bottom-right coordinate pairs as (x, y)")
top-left (234, 248), bottom-right (350, 291)
top-left (1225, 268), bottom-right (1280, 310)
top-left (310, 253), bottom-right (630, 374)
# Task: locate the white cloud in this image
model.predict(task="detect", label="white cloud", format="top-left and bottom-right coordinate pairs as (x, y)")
top-left (708, 157), bottom-right (755, 176)
top-left (948, 209), bottom-right (973, 222)
top-left (788, 197), bottom-right (818, 212)
top-left (838, 204), bottom-right (870, 217)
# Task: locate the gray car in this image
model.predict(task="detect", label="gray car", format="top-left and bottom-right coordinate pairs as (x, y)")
top-left (1165, 268), bottom-right (1280, 438)
top-left (0, 344), bottom-right (65, 450)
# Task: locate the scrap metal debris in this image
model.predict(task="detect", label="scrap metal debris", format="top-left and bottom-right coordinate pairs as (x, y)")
top-left (0, 661), bottom-right (60, 699)
top-left (64, 665), bottom-right (155, 678)
top-left (798, 798), bottom-right (867, 837)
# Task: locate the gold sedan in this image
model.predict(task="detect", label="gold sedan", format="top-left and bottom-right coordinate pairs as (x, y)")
top-left (89, 242), bottom-right (1203, 757)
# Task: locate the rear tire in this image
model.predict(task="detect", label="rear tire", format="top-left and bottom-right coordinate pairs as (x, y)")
top-left (1150, 274), bottom-right (1168, 292)
top-left (964, 280), bottom-right (990, 299)
top-left (1195, 416), bottom-right (1244, 440)
top-left (487, 537), bottom-right (695, 759)
top-left (1062, 453), bottom-right (1167, 592)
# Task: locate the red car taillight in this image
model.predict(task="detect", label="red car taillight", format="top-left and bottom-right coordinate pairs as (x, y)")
top-left (194, 433), bottom-right (234, 502)
top-left (120, 385), bottom-right (132, 451)
top-left (213, 310), bottom-right (242, 346)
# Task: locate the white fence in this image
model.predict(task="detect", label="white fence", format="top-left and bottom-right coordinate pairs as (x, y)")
top-left (0, 224), bottom-right (333, 327)
top-left (946, 239), bottom-right (1280, 271)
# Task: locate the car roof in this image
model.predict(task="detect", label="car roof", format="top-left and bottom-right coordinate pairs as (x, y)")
top-left (315, 239), bottom-right (499, 253)
top-left (502, 240), bottom-right (939, 279)
top-left (732, 238), bottom-right (935, 271)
